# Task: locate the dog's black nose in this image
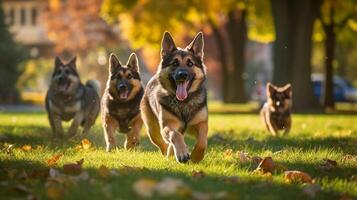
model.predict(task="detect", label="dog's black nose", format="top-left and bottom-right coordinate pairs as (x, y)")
top-left (118, 83), bottom-right (127, 91)
top-left (175, 70), bottom-right (188, 81)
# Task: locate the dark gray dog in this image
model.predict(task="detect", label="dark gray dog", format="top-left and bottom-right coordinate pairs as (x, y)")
top-left (45, 57), bottom-right (100, 138)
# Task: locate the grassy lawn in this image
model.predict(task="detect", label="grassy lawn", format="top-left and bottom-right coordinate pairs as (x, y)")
top-left (0, 111), bottom-right (356, 200)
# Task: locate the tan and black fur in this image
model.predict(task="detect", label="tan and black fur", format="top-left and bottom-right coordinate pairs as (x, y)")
top-left (101, 53), bottom-right (144, 151)
top-left (260, 83), bottom-right (292, 136)
top-left (141, 32), bottom-right (208, 163)
top-left (45, 57), bottom-right (101, 138)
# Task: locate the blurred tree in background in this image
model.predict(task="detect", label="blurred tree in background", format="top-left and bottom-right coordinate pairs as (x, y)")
top-left (270, 0), bottom-right (323, 111)
top-left (318, 0), bottom-right (356, 109)
top-left (101, 0), bottom-right (274, 103)
top-left (0, 0), bottom-right (26, 103)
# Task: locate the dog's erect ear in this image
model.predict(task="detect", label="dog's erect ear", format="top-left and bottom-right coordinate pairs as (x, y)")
top-left (266, 82), bottom-right (276, 97)
top-left (283, 83), bottom-right (292, 98)
top-left (109, 53), bottom-right (122, 74)
top-left (68, 56), bottom-right (77, 69)
top-left (161, 31), bottom-right (177, 58)
top-left (187, 32), bottom-right (204, 60)
top-left (126, 53), bottom-right (139, 73)
top-left (55, 56), bottom-right (64, 69)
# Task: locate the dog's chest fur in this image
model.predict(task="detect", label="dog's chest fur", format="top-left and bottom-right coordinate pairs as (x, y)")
top-left (158, 88), bottom-right (207, 124)
top-left (270, 110), bottom-right (290, 129)
top-left (49, 93), bottom-right (82, 121)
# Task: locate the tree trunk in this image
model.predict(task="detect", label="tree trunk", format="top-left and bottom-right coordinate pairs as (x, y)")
top-left (210, 21), bottom-right (231, 102)
top-left (270, 0), bottom-right (322, 111)
top-left (226, 9), bottom-right (247, 103)
top-left (322, 8), bottom-right (336, 109)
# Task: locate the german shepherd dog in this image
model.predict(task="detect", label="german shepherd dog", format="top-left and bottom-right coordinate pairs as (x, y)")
top-left (45, 57), bottom-right (101, 138)
top-left (101, 53), bottom-right (144, 151)
top-left (260, 83), bottom-right (292, 136)
top-left (141, 32), bottom-right (208, 163)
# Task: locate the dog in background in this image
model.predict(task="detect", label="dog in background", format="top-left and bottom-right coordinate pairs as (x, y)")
top-left (101, 53), bottom-right (144, 151)
top-left (141, 32), bottom-right (208, 163)
top-left (45, 57), bottom-right (100, 138)
top-left (260, 83), bottom-right (292, 135)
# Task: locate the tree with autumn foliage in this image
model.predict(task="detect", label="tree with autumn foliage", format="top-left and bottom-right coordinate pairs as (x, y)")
top-left (101, 0), bottom-right (274, 103)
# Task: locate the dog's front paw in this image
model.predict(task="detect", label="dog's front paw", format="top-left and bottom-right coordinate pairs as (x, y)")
top-left (172, 143), bottom-right (190, 163)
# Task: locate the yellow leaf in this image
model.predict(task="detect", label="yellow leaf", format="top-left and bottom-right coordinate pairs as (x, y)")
top-left (46, 153), bottom-right (63, 166)
top-left (46, 187), bottom-right (63, 200)
top-left (21, 145), bottom-right (32, 151)
top-left (223, 149), bottom-right (233, 157)
top-left (133, 178), bottom-right (157, 198)
top-left (81, 139), bottom-right (91, 150)
top-left (284, 170), bottom-right (313, 184)
top-left (98, 165), bottom-right (110, 178)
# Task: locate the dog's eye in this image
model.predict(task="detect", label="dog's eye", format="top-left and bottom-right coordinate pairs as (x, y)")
top-left (127, 73), bottom-right (133, 79)
top-left (172, 59), bottom-right (179, 67)
top-left (187, 60), bottom-right (194, 67)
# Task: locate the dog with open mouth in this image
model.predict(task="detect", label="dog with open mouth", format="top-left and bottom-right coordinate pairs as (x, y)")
top-left (45, 57), bottom-right (101, 138)
top-left (260, 83), bottom-right (292, 136)
top-left (141, 32), bottom-right (208, 163)
top-left (101, 53), bottom-right (144, 151)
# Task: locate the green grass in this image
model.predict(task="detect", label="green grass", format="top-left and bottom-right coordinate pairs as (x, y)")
top-left (0, 112), bottom-right (356, 200)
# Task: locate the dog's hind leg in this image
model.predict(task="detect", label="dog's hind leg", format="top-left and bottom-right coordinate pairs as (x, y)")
top-left (103, 115), bottom-right (118, 152)
top-left (191, 121), bottom-right (208, 163)
top-left (125, 115), bottom-right (142, 150)
top-left (141, 97), bottom-right (168, 155)
top-left (283, 117), bottom-right (292, 135)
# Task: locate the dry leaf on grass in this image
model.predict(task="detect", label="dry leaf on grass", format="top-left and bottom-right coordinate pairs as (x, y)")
top-left (46, 187), bottom-right (63, 200)
top-left (256, 157), bottom-right (275, 173)
top-left (47, 153), bottom-right (63, 167)
top-left (133, 178), bottom-right (158, 197)
top-left (155, 178), bottom-right (186, 196)
top-left (63, 159), bottom-right (84, 174)
top-left (223, 149), bottom-right (233, 158)
top-left (192, 191), bottom-right (211, 200)
top-left (236, 151), bottom-right (250, 163)
top-left (81, 139), bottom-right (91, 150)
top-left (192, 170), bottom-right (206, 179)
top-left (302, 184), bottom-right (320, 198)
top-left (21, 145), bottom-right (32, 151)
top-left (319, 159), bottom-right (337, 171)
top-left (98, 165), bottom-right (110, 178)
top-left (284, 170), bottom-right (313, 184)
top-left (251, 156), bottom-right (263, 165)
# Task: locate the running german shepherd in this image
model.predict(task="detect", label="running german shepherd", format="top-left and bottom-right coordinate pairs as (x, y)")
top-left (45, 57), bottom-right (101, 138)
top-left (260, 83), bottom-right (292, 136)
top-left (141, 32), bottom-right (208, 163)
top-left (101, 53), bottom-right (144, 151)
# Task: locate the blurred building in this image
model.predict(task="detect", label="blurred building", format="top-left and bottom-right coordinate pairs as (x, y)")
top-left (2, 0), bottom-right (54, 58)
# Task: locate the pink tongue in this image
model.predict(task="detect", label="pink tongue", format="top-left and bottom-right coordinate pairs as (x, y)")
top-left (120, 91), bottom-right (128, 99)
top-left (176, 81), bottom-right (188, 101)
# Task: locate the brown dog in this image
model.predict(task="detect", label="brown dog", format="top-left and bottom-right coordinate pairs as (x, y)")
top-left (101, 53), bottom-right (144, 151)
top-left (260, 83), bottom-right (292, 136)
top-left (140, 32), bottom-right (208, 163)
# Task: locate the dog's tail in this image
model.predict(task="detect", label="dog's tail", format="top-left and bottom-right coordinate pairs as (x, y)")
top-left (86, 80), bottom-right (101, 96)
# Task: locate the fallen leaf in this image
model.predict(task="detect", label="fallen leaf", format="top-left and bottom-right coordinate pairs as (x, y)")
top-left (192, 170), bottom-right (206, 179)
top-left (236, 151), bottom-right (250, 163)
top-left (339, 194), bottom-right (354, 200)
top-left (284, 170), bottom-right (313, 184)
top-left (192, 191), bottom-right (212, 200)
top-left (46, 187), bottom-right (63, 200)
top-left (30, 168), bottom-right (49, 179)
top-left (302, 184), bottom-right (320, 198)
top-left (223, 149), bottom-right (233, 157)
top-left (98, 165), bottom-right (110, 178)
top-left (81, 139), bottom-right (91, 150)
top-left (75, 171), bottom-right (90, 181)
top-left (251, 156), bottom-right (263, 165)
top-left (319, 159), bottom-right (337, 171)
top-left (350, 174), bottom-right (357, 181)
top-left (47, 153), bottom-right (63, 166)
top-left (133, 178), bottom-right (157, 197)
top-left (156, 178), bottom-right (185, 196)
top-left (63, 159), bottom-right (84, 174)
top-left (256, 157), bottom-right (275, 173)
top-left (21, 145), bottom-right (32, 151)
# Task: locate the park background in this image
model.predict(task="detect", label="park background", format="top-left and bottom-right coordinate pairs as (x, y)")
top-left (0, 0), bottom-right (356, 200)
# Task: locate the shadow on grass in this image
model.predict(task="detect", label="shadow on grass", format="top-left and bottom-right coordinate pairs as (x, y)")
top-left (0, 158), bottom-right (343, 200)
top-left (208, 130), bottom-right (357, 155)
